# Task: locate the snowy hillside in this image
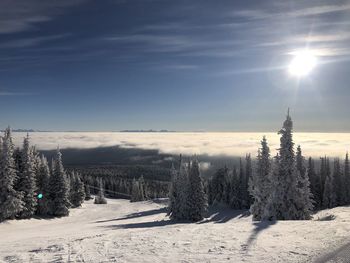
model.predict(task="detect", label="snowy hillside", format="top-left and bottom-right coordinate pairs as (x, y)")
top-left (1, 198), bottom-right (350, 263)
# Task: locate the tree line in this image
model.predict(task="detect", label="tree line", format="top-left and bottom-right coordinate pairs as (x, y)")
top-left (168, 111), bottom-right (350, 222)
top-left (0, 128), bottom-right (86, 222)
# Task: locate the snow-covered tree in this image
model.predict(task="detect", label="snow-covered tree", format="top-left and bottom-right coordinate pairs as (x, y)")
top-left (322, 157), bottom-right (335, 209)
top-left (94, 177), bottom-right (107, 204)
top-left (344, 153), bottom-right (350, 204)
top-left (333, 158), bottom-right (344, 206)
top-left (70, 171), bottom-right (85, 207)
top-left (245, 154), bottom-right (253, 207)
top-left (249, 136), bottom-right (271, 220)
top-left (48, 148), bottom-right (71, 216)
top-left (295, 145), bottom-right (313, 219)
top-left (208, 167), bottom-right (229, 205)
top-left (36, 155), bottom-right (51, 216)
top-left (138, 175), bottom-right (147, 200)
top-left (186, 158), bottom-right (207, 221)
top-left (264, 110), bottom-right (310, 220)
top-left (131, 178), bottom-right (142, 202)
top-left (308, 157), bottom-right (322, 210)
top-left (170, 158), bottom-right (189, 220)
top-left (168, 163), bottom-right (178, 215)
top-left (84, 180), bottom-right (92, 200)
top-left (17, 134), bottom-right (37, 219)
top-left (0, 128), bottom-right (23, 221)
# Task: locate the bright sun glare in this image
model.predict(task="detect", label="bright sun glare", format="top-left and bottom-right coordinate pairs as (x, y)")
top-left (288, 50), bottom-right (317, 77)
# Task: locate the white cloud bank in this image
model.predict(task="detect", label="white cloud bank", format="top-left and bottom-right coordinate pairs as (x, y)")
top-left (10, 132), bottom-right (350, 158)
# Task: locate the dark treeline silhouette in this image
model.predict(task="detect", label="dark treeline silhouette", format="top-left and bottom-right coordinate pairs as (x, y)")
top-left (0, 128), bottom-right (85, 222)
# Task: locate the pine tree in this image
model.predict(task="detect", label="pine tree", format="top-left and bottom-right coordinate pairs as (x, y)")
top-left (70, 171), bottom-right (85, 207)
top-left (208, 167), bottom-right (228, 205)
top-left (295, 145), bottom-right (313, 219)
top-left (36, 155), bottom-right (51, 216)
top-left (249, 136), bottom-right (271, 220)
top-left (322, 157), bottom-right (335, 208)
top-left (229, 167), bottom-right (240, 209)
top-left (138, 175), bottom-right (147, 200)
top-left (0, 128), bottom-right (23, 221)
top-left (48, 148), bottom-right (70, 216)
top-left (333, 158), bottom-right (344, 206)
top-left (131, 178), bottom-right (141, 202)
top-left (84, 180), bottom-right (92, 200)
top-left (186, 158), bottom-right (207, 221)
top-left (264, 110), bottom-right (309, 220)
top-left (238, 158), bottom-right (247, 209)
top-left (344, 153), bottom-right (350, 204)
top-left (245, 154), bottom-right (253, 207)
top-left (94, 177), bottom-right (107, 204)
top-left (308, 157), bottom-right (322, 210)
top-left (17, 134), bottom-right (37, 219)
top-left (168, 163), bottom-right (178, 215)
top-left (170, 158), bottom-right (189, 220)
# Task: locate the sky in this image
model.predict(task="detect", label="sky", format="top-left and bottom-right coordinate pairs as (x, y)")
top-left (0, 0), bottom-right (350, 132)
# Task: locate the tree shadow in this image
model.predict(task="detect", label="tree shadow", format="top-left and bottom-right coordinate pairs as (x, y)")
top-left (94, 207), bottom-right (167, 223)
top-left (243, 220), bottom-right (277, 251)
top-left (103, 218), bottom-right (178, 229)
top-left (197, 206), bottom-right (249, 224)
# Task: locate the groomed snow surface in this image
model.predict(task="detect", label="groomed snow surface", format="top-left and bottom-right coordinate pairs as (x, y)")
top-left (1, 198), bottom-right (350, 263)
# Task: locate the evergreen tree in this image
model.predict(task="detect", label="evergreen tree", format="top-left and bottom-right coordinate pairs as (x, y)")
top-left (36, 155), bottom-right (51, 216)
top-left (186, 158), bottom-right (207, 221)
top-left (322, 157), bottom-right (335, 208)
top-left (170, 158), bottom-right (189, 220)
top-left (48, 148), bottom-right (70, 216)
top-left (138, 175), bottom-right (147, 200)
top-left (245, 154), bottom-right (253, 207)
top-left (168, 163), bottom-right (178, 215)
top-left (208, 167), bottom-right (228, 205)
top-left (17, 135), bottom-right (37, 219)
top-left (94, 177), bottom-right (107, 204)
top-left (344, 153), bottom-right (350, 204)
top-left (131, 178), bottom-right (141, 202)
top-left (84, 181), bottom-right (92, 200)
top-left (249, 136), bottom-right (271, 220)
top-left (229, 167), bottom-right (240, 209)
top-left (238, 158), bottom-right (247, 209)
top-left (295, 145), bottom-right (313, 219)
top-left (264, 110), bottom-right (309, 220)
top-left (333, 158), bottom-right (344, 206)
top-left (308, 157), bottom-right (322, 210)
top-left (70, 171), bottom-right (85, 207)
top-left (0, 128), bottom-right (23, 221)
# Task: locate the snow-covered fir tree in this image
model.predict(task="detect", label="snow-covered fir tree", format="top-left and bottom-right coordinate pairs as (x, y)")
top-left (0, 128), bottom-right (23, 221)
top-left (170, 158), bottom-right (189, 220)
top-left (295, 145), bottom-right (313, 219)
top-left (94, 177), bottom-right (107, 204)
top-left (138, 175), bottom-right (147, 200)
top-left (245, 154), bottom-right (253, 207)
top-left (131, 178), bottom-right (142, 202)
top-left (36, 155), bottom-right (51, 216)
top-left (344, 153), bottom-right (350, 204)
top-left (333, 158), bottom-right (344, 206)
top-left (70, 171), bottom-right (85, 207)
top-left (84, 181), bottom-right (92, 200)
top-left (48, 148), bottom-right (71, 216)
top-left (322, 157), bottom-right (335, 209)
top-left (264, 110), bottom-right (311, 220)
top-left (249, 136), bottom-right (271, 220)
top-left (168, 163), bottom-right (178, 216)
top-left (308, 157), bottom-right (322, 210)
top-left (17, 134), bottom-right (37, 219)
top-left (186, 158), bottom-right (207, 222)
top-left (208, 167), bottom-right (229, 205)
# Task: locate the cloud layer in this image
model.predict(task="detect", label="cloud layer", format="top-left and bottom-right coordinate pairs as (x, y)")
top-left (11, 132), bottom-right (350, 158)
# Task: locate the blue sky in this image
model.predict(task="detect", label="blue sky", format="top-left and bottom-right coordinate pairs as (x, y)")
top-left (0, 0), bottom-right (350, 131)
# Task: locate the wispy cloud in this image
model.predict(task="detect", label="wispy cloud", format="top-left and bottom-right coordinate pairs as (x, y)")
top-left (0, 91), bottom-right (33, 96)
top-left (0, 0), bottom-right (86, 34)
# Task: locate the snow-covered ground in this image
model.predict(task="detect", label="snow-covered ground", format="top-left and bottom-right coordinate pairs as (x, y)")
top-left (1, 198), bottom-right (350, 263)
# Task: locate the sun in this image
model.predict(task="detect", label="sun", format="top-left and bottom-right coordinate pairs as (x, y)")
top-left (288, 50), bottom-right (317, 77)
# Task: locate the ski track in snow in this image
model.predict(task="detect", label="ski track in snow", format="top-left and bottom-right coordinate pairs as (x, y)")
top-left (1, 199), bottom-right (350, 263)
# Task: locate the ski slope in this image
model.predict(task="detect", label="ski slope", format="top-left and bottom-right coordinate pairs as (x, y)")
top-left (1, 198), bottom-right (350, 262)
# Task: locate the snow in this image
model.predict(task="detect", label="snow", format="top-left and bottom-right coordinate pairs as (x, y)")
top-left (1, 198), bottom-right (350, 262)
